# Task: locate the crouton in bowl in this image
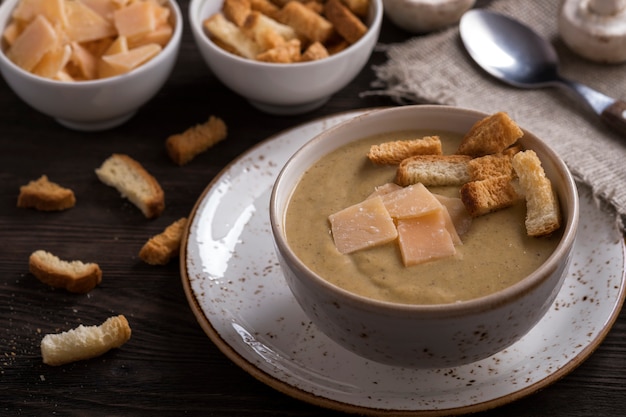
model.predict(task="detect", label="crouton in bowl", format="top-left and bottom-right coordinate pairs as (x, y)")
top-left (189, 0), bottom-right (382, 115)
top-left (270, 105), bottom-right (579, 368)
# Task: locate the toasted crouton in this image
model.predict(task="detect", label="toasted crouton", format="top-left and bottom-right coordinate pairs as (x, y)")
top-left (256, 38), bottom-right (301, 62)
top-left (250, 0), bottom-right (281, 20)
top-left (324, 0), bottom-right (367, 44)
top-left (139, 217), bottom-right (187, 265)
top-left (41, 315), bottom-right (131, 366)
top-left (223, 0), bottom-right (251, 27)
top-left (17, 175), bottom-right (76, 211)
top-left (303, 1), bottom-right (325, 14)
top-left (457, 112), bottom-right (524, 157)
top-left (243, 11), bottom-right (298, 51)
top-left (204, 13), bottom-right (262, 59)
top-left (29, 250), bottom-right (102, 293)
top-left (368, 136), bottom-right (442, 165)
top-left (166, 116), bottom-right (228, 166)
top-left (326, 38), bottom-right (349, 54)
top-left (396, 154), bottom-right (471, 186)
top-left (460, 176), bottom-right (520, 217)
top-left (95, 154), bottom-right (165, 219)
top-left (300, 40), bottom-right (329, 61)
top-left (342, 0), bottom-right (370, 18)
top-left (252, 28), bottom-right (289, 53)
top-left (512, 150), bottom-right (561, 237)
top-left (503, 144), bottom-right (523, 157)
top-left (467, 153), bottom-right (515, 181)
top-left (277, 1), bottom-right (334, 43)
top-left (268, 0), bottom-right (292, 6)
top-left (210, 36), bottom-right (242, 56)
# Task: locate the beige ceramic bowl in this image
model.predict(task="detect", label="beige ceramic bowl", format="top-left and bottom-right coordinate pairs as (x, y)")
top-left (189, 0), bottom-right (382, 115)
top-left (0, 0), bottom-right (182, 131)
top-left (270, 105), bottom-right (579, 368)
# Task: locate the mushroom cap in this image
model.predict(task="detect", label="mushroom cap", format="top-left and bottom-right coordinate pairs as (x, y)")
top-left (559, 0), bottom-right (626, 63)
top-left (383, 0), bottom-right (476, 33)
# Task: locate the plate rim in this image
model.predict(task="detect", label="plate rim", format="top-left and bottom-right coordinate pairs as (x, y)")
top-left (179, 108), bottom-right (626, 416)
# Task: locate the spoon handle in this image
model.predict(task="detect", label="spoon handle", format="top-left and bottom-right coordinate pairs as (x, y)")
top-left (560, 78), bottom-right (626, 137)
top-left (601, 101), bottom-right (626, 137)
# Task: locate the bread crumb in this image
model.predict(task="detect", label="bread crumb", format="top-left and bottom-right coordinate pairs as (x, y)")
top-left (512, 150), bottom-right (561, 237)
top-left (457, 112), bottom-right (523, 157)
top-left (41, 315), bottom-right (131, 366)
top-left (396, 154), bottom-right (471, 187)
top-left (95, 153), bottom-right (165, 219)
top-left (460, 176), bottom-right (520, 217)
top-left (17, 175), bottom-right (76, 211)
top-left (368, 136), bottom-right (442, 165)
top-left (139, 217), bottom-right (187, 265)
top-left (166, 116), bottom-right (228, 165)
top-left (29, 250), bottom-right (102, 294)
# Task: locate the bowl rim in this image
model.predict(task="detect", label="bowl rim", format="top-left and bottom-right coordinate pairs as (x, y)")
top-left (0, 0), bottom-right (183, 87)
top-left (188, 0), bottom-right (383, 68)
top-left (270, 105), bottom-right (580, 315)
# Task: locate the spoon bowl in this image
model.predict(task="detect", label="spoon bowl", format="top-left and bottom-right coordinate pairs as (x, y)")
top-left (459, 9), bottom-right (626, 136)
top-left (460, 9), bottom-right (558, 88)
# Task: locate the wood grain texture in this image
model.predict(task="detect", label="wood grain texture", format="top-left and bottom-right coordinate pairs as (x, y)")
top-left (1, 1), bottom-right (625, 416)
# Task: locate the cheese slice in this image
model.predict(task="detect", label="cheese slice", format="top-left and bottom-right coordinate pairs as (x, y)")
top-left (70, 41), bottom-right (98, 80)
top-left (381, 183), bottom-right (443, 219)
top-left (83, 36), bottom-right (116, 58)
top-left (65, 0), bottom-right (116, 43)
top-left (366, 182), bottom-right (402, 200)
top-left (32, 43), bottom-right (71, 78)
top-left (77, 0), bottom-right (117, 21)
top-left (11, 0), bottom-right (67, 26)
top-left (98, 43), bottom-right (161, 78)
top-left (12, 0), bottom-right (43, 21)
top-left (397, 210), bottom-right (457, 266)
top-left (7, 15), bottom-right (58, 72)
top-left (151, 1), bottom-right (171, 27)
top-left (113, 0), bottom-right (157, 38)
top-left (54, 68), bottom-right (75, 81)
top-left (104, 35), bottom-right (129, 55)
top-left (329, 196), bottom-right (398, 254)
top-left (128, 23), bottom-right (172, 48)
top-left (434, 194), bottom-right (472, 236)
top-left (438, 204), bottom-right (462, 246)
top-left (2, 21), bottom-right (21, 46)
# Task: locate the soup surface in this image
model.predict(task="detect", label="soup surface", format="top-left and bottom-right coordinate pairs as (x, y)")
top-left (285, 130), bottom-right (562, 305)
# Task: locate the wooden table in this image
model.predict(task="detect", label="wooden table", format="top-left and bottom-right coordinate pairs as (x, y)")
top-left (1, 1), bottom-right (625, 415)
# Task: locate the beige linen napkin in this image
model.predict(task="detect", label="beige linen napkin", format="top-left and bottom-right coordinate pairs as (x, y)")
top-left (366, 0), bottom-right (626, 232)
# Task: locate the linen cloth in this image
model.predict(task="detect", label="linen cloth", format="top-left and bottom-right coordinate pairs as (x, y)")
top-left (365, 0), bottom-right (626, 233)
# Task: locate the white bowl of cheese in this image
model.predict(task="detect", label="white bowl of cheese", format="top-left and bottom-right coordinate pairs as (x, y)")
top-left (270, 105), bottom-right (579, 368)
top-left (0, 0), bottom-right (182, 131)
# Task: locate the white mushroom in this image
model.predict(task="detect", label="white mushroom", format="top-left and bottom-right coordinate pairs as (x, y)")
top-left (382, 0), bottom-right (476, 33)
top-left (559, 0), bottom-right (626, 63)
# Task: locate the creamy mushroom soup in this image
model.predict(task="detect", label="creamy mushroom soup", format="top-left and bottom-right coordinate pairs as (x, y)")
top-left (285, 130), bottom-right (562, 305)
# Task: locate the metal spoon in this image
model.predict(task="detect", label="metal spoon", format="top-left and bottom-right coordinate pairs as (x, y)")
top-left (459, 9), bottom-right (626, 136)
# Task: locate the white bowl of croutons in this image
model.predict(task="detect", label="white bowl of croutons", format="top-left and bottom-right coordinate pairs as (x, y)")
top-left (270, 105), bottom-right (579, 368)
top-left (189, 0), bottom-right (382, 115)
top-left (0, 0), bottom-right (182, 131)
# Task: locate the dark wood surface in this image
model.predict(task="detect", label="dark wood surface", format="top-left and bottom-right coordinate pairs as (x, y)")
top-left (2, 1), bottom-right (625, 416)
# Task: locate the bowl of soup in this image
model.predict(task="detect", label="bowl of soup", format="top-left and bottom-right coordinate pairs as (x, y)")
top-left (270, 105), bottom-right (579, 368)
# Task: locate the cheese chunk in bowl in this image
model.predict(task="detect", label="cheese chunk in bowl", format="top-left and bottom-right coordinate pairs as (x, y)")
top-left (270, 105), bottom-right (579, 368)
top-left (0, 0), bottom-right (182, 131)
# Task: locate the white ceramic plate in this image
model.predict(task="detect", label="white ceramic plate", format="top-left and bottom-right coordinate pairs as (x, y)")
top-left (181, 109), bottom-right (626, 416)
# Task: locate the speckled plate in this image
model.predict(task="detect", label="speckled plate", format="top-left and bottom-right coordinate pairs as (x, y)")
top-left (180, 109), bottom-right (626, 416)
